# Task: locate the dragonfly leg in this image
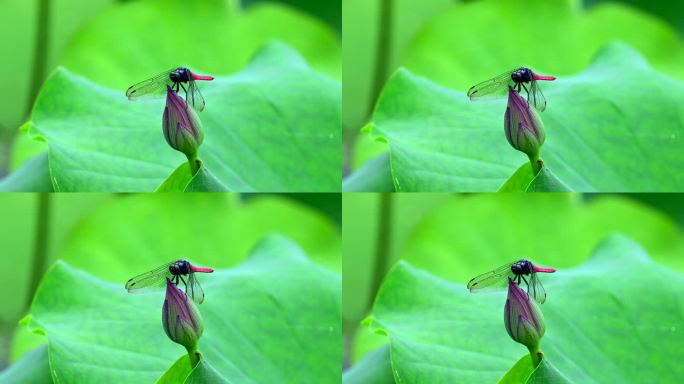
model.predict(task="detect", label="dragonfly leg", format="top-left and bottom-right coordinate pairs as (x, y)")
top-left (180, 276), bottom-right (194, 296)
top-left (178, 275), bottom-right (189, 296)
top-left (521, 275), bottom-right (529, 286)
top-left (521, 83), bottom-right (529, 99)
top-left (179, 83), bottom-right (191, 105)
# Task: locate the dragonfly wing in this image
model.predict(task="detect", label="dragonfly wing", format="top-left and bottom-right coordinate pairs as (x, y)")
top-left (467, 261), bottom-right (515, 292)
top-left (467, 69), bottom-right (516, 100)
top-left (125, 68), bottom-right (176, 99)
top-left (186, 272), bottom-right (205, 304)
top-left (528, 80), bottom-right (547, 112)
top-left (186, 80), bottom-right (206, 112)
top-left (125, 262), bottom-right (174, 293)
top-left (528, 272), bottom-right (547, 304)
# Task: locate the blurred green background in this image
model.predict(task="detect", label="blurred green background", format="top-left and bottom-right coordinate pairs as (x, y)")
top-left (0, 193), bottom-right (341, 374)
top-left (0, 0), bottom-right (340, 185)
top-left (342, 193), bottom-right (684, 369)
top-left (343, 0), bottom-right (684, 185)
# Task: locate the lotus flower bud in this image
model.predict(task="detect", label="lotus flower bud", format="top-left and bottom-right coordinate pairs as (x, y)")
top-left (162, 86), bottom-right (204, 159)
top-left (504, 278), bottom-right (545, 352)
top-left (162, 278), bottom-right (203, 351)
top-left (504, 86), bottom-right (545, 164)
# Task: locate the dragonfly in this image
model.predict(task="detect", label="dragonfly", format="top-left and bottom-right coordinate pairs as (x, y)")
top-left (466, 259), bottom-right (556, 304)
top-left (125, 259), bottom-right (214, 304)
top-left (467, 67), bottom-right (556, 112)
top-left (125, 67), bottom-right (214, 112)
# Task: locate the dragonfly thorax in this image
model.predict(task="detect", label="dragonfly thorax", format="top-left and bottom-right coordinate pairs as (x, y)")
top-left (510, 259), bottom-right (533, 275)
top-left (169, 259), bottom-right (191, 276)
top-left (169, 67), bottom-right (191, 83)
top-left (510, 67), bottom-right (533, 83)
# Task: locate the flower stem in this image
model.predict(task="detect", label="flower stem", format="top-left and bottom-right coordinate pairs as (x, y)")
top-left (369, 193), bottom-right (393, 300)
top-left (27, 0), bottom-right (50, 117)
top-left (26, 194), bottom-right (51, 309)
top-left (528, 346), bottom-right (542, 367)
top-left (529, 154), bottom-right (542, 175)
top-left (371, 0), bottom-right (393, 106)
top-left (186, 346), bottom-right (200, 368)
top-left (187, 154), bottom-right (200, 175)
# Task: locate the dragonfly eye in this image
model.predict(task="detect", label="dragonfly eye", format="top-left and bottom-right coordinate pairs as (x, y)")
top-left (170, 261), bottom-right (185, 274)
top-left (176, 68), bottom-right (191, 82)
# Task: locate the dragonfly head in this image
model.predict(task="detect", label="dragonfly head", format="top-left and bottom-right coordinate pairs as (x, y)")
top-left (169, 259), bottom-right (191, 275)
top-left (511, 67), bottom-right (533, 83)
top-left (170, 67), bottom-right (190, 83)
top-left (511, 259), bottom-right (533, 275)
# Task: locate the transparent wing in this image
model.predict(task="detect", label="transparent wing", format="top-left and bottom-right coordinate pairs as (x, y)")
top-left (186, 79), bottom-right (206, 112)
top-left (528, 80), bottom-right (547, 112)
top-left (467, 69), bottom-right (516, 100)
top-left (467, 261), bottom-right (515, 292)
top-left (125, 68), bottom-right (175, 100)
top-left (527, 272), bottom-right (547, 304)
top-left (125, 262), bottom-right (173, 293)
top-left (185, 272), bottom-right (205, 304)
